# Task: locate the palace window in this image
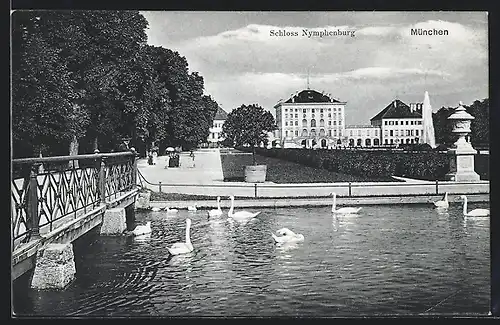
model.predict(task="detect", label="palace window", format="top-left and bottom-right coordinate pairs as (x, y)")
top-left (328, 113), bottom-right (331, 118)
top-left (320, 119), bottom-right (325, 127)
top-left (328, 121), bottom-right (332, 126)
top-left (320, 129), bottom-right (325, 137)
top-left (303, 114), bottom-right (306, 118)
top-left (285, 109), bottom-right (288, 112)
top-left (406, 130), bottom-right (410, 136)
top-left (312, 114), bottom-right (315, 119)
top-left (295, 114), bottom-right (298, 118)
top-left (285, 114), bottom-right (288, 118)
top-left (320, 114), bottom-right (324, 118)
top-left (295, 130), bottom-right (298, 136)
top-left (333, 129), bottom-right (337, 136)
top-left (406, 121), bottom-right (409, 125)
top-left (311, 119), bottom-right (317, 127)
top-left (410, 130), bottom-right (414, 136)
top-left (395, 130), bottom-right (398, 136)
top-left (295, 108), bottom-right (298, 112)
top-left (320, 109), bottom-right (324, 113)
top-left (285, 122), bottom-right (288, 126)
top-left (312, 109), bottom-right (315, 113)
top-left (295, 121), bottom-right (298, 126)
top-left (385, 121), bottom-right (388, 125)
top-left (395, 121), bottom-right (398, 125)
top-left (302, 129), bottom-right (308, 136)
top-left (329, 130), bottom-right (332, 136)
top-left (303, 109), bottom-right (306, 113)
top-left (390, 130), bottom-right (393, 136)
top-left (333, 121), bottom-right (336, 125)
top-left (350, 130), bottom-right (353, 136)
top-left (310, 129), bottom-right (317, 136)
top-left (302, 119), bottom-right (307, 126)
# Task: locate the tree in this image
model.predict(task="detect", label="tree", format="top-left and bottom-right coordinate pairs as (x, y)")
top-left (11, 12), bottom-right (82, 158)
top-left (465, 99), bottom-right (489, 148)
top-left (433, 98), bottom-right (489, 149)
top-left (221, 104), bottom-right (277, 165)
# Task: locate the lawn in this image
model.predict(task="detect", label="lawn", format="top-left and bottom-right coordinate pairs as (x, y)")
top-left (220, 149), bottom-right (397, 183)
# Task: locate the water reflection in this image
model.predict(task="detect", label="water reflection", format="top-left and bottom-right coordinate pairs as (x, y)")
top-left (12, 203), bottom-right (490, 317)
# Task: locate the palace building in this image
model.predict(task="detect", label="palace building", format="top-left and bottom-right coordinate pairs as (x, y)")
top-left (206, 106), bottom-right (228, 148)
top-left (273, 89), bottom-right (347, 149)
top-left (370, 100), bottom-right (424, 146)
top-left (273, 88), bottom-right (425, 148)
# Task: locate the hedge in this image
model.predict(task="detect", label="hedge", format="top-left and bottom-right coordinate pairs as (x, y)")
top-left (240, 147), bottom-right (488, 181)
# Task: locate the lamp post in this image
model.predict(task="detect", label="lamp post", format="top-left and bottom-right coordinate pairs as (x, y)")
top-left (444, 102), bottom-right (480, 182)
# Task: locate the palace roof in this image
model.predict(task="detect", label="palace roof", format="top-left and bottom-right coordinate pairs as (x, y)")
top-left (370, 99), bottom-right (422, 121)
top-left (276, 89), bottom-right (341, 107)
top-left (214, 107), bottom-right (228, 120)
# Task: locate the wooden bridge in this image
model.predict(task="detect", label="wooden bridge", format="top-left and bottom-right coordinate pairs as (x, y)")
top-left (11, 149), bottom-right (139, 283)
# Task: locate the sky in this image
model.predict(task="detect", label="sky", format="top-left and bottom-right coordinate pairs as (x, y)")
top-left (142, 11), bottom-right (488, 125)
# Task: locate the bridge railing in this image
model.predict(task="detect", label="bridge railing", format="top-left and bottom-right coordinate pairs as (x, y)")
top-left (11, 149), bottom-right (138, 250)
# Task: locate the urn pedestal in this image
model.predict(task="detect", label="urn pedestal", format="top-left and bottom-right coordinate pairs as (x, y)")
top-left (245, 165), bottom-right (267, 183)
top-left (444, 102), bottom-right (480, 182)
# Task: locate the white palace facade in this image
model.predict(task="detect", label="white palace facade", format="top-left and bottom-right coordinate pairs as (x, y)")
top-left (273, 89), bottom-right (425, 149)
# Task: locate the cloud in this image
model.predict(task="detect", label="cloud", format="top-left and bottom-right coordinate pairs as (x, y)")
top-left (149, 18), bottom-right (487, 124)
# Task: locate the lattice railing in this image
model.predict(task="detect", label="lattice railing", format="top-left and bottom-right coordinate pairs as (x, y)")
top-left (11, 150), bottom-right (138, 250)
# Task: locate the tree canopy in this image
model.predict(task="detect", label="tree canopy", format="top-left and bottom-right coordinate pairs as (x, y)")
top-left (221, 104), bottom-right (277, 164)
top-left (433, 98), bottom-right (489, 148)
top-left (11, 11), bottom-right (220, 158)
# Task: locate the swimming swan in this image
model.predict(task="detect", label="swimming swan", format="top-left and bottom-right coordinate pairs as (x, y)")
top-left (271, 228), bottom-right (304, 244)
top-left (331, 192), bottom-right (362, 214)
top-left (132, 221), bottom-right (152, 236)
top-left (433, 192), bottom-right (449, 209)
top-left (167, 218), bottom-right (194, 256)
top-left (187, 205), bottom-right (197, 211)
top-left (228, 195), bottom-right (261, 222)
top-left (151, 207), bottom-right (161, 212)
top-left (460, 195), bottom-right (489, 217)
top-left (164, 207), bottom-right (178, 213)
top-left (208, 196), bottom-right (223, 218)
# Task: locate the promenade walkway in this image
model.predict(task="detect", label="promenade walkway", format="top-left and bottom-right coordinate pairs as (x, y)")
top-left (138, 148), bottom-right (224, 186)
top-left (136, 148), bottom-right (489, 205)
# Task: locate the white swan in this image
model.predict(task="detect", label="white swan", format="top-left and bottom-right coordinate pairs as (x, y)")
top-left (187, 205), bottom-right (197, 211)
top-left (433, 192), bottom-right (449, 209)
top-left (167, 218), bottom-right (194, 256)
top-left (271, 228), bottom-right (304, 244)
top-left (460, 195), bottom-right (489, 217)
top-left (208, 196), bottom-right (223, 218)
top-left (132, 221), bottom-right (152, 236)
top-left (164, 207), bottom-right (178, 213)
top-left (331, 192), bottom-right (362, 214)
top-left (151, 207), bottom-right (161, 212)
top-left (227, 195), bottom-right (261, 222)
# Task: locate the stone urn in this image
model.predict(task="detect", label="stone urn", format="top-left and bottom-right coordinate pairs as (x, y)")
top-left (245, 165), bottom-right (267, 183)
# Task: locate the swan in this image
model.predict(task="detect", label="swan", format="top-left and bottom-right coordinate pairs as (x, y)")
top-left (227, 195), bottom-right (261, 222)
top-left (433, 192), bottom-right (449, 209)
top-left (271, 228), bottom-right (304, 244)
top-left (460, 195), bottom-right (489, 217)
top-left (164, 207), bottom-right (178, 213)
top-left (132, 221), bottom-right (152, 236)
top-left (208, 196), bottom-right (223, 218)
top-left (331, 192), bottom-right (362, 214)
top-left (187, 205), bottom-right (197, 211)
top-left (167, 218), bottom-right (194, 256)
top-left (151, 207), bottom-right (161, 212)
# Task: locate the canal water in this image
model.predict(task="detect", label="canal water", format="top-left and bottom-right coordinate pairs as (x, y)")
top-left (12, 201), bottom-right (490, 317)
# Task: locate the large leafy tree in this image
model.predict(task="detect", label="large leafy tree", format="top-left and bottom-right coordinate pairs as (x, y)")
top-left (433, 98), bottom-right (489, 148)
top-left (11, 12), bottom-right (84, 158)
top-left (13, 10), bottom-right (150, 156)
top-left (221, 104), bottom-right (277, 164)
